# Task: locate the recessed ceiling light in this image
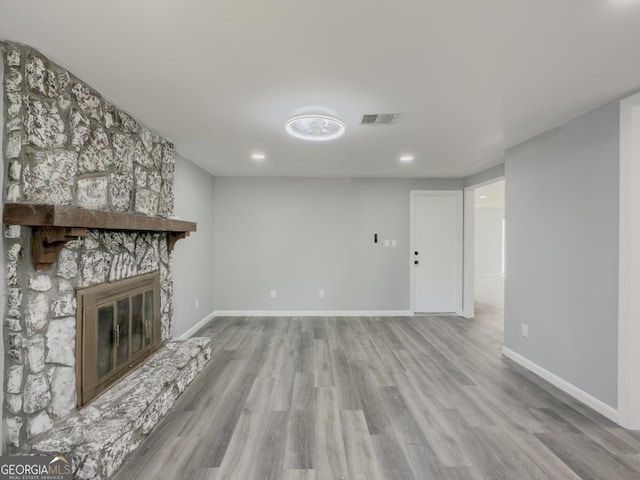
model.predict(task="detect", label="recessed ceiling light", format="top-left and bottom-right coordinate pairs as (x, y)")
top-left (251, 153), bottom-right (266, 160)
top-left (480, 195), bottom-right (487, 199)
top-left (285, 114), bottom-right (346, 141)
top-left (399, 155), bottom-right (414, 162)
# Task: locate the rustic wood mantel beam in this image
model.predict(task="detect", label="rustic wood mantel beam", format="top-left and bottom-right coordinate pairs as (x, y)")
top-left (3, 204), bottom-right (197, 271)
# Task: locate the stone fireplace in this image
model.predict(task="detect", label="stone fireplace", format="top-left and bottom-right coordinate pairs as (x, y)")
top-left (2, 41), bottom-right (210, 477)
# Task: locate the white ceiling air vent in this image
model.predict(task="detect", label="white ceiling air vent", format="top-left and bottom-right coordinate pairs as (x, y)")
top-left (360, 113), bottom-right (399, 125)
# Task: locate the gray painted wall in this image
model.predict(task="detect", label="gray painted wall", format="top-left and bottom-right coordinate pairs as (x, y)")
top-left (504, 101), bottom-right (620, 408)
top-left (171, 153), bottom-right (216, 337)
top-left (475, 207), bottom-right (504, 275)
top-left (212, 177), bottom-right (462, 311)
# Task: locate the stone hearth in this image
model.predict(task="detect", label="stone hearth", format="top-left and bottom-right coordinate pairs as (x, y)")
top-left (27, 337), bottom-right (211, 479)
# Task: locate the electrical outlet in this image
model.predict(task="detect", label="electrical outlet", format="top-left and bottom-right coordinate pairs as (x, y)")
top-left (521, 323), bottom-right (529, 338)
top-left (270, 289), bottom-right (276, 299)
top-left (194, 298), bottom-right (199, 309)
top-left (319, 289), bottom-right (325, 298)
top-left (391, 239), bottom-right (397, 248)
top-left (384, 240), bottom-right (390, 247)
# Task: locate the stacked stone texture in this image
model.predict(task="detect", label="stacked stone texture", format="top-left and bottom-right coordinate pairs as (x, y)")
top-left (2, 42), bottom-right (177, 452)
top-left (3, 43), bottom-right (175, 213)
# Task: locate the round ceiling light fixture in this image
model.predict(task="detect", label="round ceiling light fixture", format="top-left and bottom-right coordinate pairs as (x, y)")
top-left (285, 114), bottom-right (346, 141)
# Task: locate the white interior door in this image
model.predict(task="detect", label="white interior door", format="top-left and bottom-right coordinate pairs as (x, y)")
top-left (411, 191), bottom-right (463, 313)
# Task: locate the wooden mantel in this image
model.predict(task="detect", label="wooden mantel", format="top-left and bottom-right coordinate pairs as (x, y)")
top-left (3, 203), bottom-right (197, 270)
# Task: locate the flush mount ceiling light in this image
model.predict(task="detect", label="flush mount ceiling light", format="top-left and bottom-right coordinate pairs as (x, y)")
top-left (285, 114), bottom-right (346, 141)
top-left (399, 154), bottom-right (414, 162)
top-left (251, 152), bottom-right (266, 160)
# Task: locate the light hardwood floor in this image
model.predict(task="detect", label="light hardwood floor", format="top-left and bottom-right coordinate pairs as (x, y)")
top-left (113, 309), bottom-right (640, 479)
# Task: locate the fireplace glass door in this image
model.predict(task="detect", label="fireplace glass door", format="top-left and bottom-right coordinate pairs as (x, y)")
top-left (77, 272), bottom-right (161, 405)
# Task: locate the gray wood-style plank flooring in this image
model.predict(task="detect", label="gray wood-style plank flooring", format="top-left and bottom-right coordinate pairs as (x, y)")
top-left (113, 291), bottom-right (640, 479)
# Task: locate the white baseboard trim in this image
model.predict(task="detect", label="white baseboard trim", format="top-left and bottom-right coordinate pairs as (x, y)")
top-left (502, 347), bottom-right (618, 423)
top-left (176, 310), bottom-right (216, 340)
top-left (213, 310), bottom-right (413, 317)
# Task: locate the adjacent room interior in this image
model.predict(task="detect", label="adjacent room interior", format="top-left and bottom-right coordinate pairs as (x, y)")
top-left (473, 179), bottom-right (505, 335)
top-left (1, 1), bottom-right (640, 479)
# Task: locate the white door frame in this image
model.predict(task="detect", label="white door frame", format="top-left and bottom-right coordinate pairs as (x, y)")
top-left (463, 186), bottom-right (476, 318)
top-left (462, 177), bottom-right (506, 319)
top-left (410, 190), bottom-right (463, 315)
top-left (618, 91), bottom-right (640, 429)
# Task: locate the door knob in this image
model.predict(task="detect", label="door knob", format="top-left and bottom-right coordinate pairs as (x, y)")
top-left (414, 260), bottom-right (419, 265)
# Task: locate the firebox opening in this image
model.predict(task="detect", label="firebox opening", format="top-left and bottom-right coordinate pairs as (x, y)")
top-left (76, 272), bottom-right (162, 406)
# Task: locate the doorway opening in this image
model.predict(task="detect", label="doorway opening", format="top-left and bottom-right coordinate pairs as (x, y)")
top-left (472, 180), bottom-right (505, 338)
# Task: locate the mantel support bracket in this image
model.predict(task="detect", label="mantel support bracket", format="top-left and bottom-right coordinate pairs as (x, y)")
top-left (32, 227), bottom-right (88, 271)
top-left (167, 231), bottom-right (189, 253)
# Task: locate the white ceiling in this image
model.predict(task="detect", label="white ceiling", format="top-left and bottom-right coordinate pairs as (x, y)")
top-left (2, 0), bottom-right (640, 178)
